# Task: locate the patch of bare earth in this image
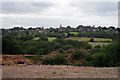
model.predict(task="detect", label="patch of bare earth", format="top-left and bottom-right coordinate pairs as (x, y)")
top-left (2, 65), bottom-right (118, 78)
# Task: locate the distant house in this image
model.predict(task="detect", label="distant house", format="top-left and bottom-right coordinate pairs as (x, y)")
top-left (69, 29), bottom-right (73, 32)
top-left (59, 24), bottom-right (66, 31)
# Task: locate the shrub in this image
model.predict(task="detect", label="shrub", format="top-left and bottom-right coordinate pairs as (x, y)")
top-left (92, 48), bottom-right (100, 53)
top-left (84, 44), bottom-right (92, 50)
top-left (94, 45), bottom-right (101, 48)
top-left (84, 53), bottom-right (93, 61)
top-left (57, 34), bottom-right (63, 39)
top-left (58, 48), bottom-right (65, 53)
top-left (71, 50), bottom-right (83, 59)
top-left (82, 60), bottom-right (93, 66)
top-left (53, 43), bottom-right (62, 50)
top-left (40, 37), bottom-right (48, 41)
top-left (89, 38), bottom-right (94, 42)
top-left (42, 54), bottom-right (67, 65)
top-left (82, 53), bottom-right (93, 66)
top-left (52, 72), bottom-right (56, 74)
top-left (92, 53), bottom-right (108, 67)
top-left (74, 62), bottom-right (81, 66)
top-left (53, 54), bottom-right (67, 65)
top-left (42, 56), bottom-right (54, 65)
top-left (68, 63), bottom-right (75, 66)
top-left (62, 45), bottom-right (74, 50)
top-left (100, 41), bottom-right (120, 66)
top-left (92, 45), bottom-right (101, 53)
top-left (31, 54), bottom-right (41, 63)
top-left (65, 55), bottom-right (68, 57)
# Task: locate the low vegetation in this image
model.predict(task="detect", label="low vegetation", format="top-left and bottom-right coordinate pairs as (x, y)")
top-left (42, 54), bottom-right (67, 65)
top-left (2, 26), bottom-right (119, 67)
top-left (71, 50), bottom-right (83, 59)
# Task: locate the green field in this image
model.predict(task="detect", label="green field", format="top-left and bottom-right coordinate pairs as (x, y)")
top-left (64, 33), bottom-right (67, 36)
top-left (69, 32), bottom-right (79, 35)
top-left (47, 37), bottom-right (56, 41)
top-left (64, 32), bottom-right (79, 36)
top-left (88, 42), bottom-right (111, 47)
top-left (33, 37), bottom-right (39, 40)
top-left (33, 37), bottom-right (56, 41)
top-left (33, 37), bottom-right (112, 42)
top-left (65, 37), bottom-right (90, 41)
top-left (65, 37), bottom-right (112, 42)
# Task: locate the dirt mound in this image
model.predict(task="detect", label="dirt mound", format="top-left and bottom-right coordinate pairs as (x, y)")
top-left (2, 55), bottom-right (34, 66)
top-left (40, 48), bottom-right (92, 65)
top-left (47, 50), bottom-right (60, 57)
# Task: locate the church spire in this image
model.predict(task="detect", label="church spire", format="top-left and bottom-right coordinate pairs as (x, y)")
top-left (60, 24), bottom-right (62, 28)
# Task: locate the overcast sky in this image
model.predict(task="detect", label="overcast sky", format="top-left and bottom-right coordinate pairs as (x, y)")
top-left (0, 0), bottom-right (119, 28)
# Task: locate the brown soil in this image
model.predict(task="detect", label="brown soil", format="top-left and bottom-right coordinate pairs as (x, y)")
top-left (2, 65), bottom-right (119, 78)
top-left (2, 55), bottom-right (34, 66)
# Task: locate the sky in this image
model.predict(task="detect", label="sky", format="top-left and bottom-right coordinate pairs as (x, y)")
top-left (0, 0), bottom-right (119, 29)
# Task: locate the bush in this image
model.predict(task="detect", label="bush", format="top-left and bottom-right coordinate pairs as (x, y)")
top-left (62, 45), bottom-right (74, 50)
top-left (42, 54), bottom-right (67, 65)
top-left (100, 40), bottom-right (120, 66)
top-left (53, 54), bottom-right (67, 65)
top-left (57, 34), bottom-right (63, 39)
top-left (74, 62), bottom-right (81, 66)
top-left (92, 48), bottom-right (100, 53)
top-left (84, 44), bottom-right (92, 50)
top-left (84, 53), bottom-right (93, 61)
top-left (82, 60), bottom-right (93, 66)
top-left (68, 63), bottom-right (75, 66)
top-left (89, 38), bottom-right (94, 42)
top-left (94, 45), bottom-right (101, 48)
top-left (82, 53), bottom-right (93, 66)
top-left (40, 37), bottom-right (48, 41)
top-left (31, 54), bottom-right (41, 63)
top-left (92, 53), bottom-right (108, 67)
top-left (65, 55), bottom-right (68, 57)
top-left (42, 56), bottom-right (54, 65)
top-left (26, 46), bottom-right (38, 55)
top-left (58, 48), bottom-right (65, 53)
top-left (53, 43), bottom-right (62, 50)
top-left (92, 45), bottom-right (101, 53)
top-left (71, 50), bottom-right (83, 59)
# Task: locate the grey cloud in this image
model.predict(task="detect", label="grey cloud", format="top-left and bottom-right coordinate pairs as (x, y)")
top-left (1, 2), bottom-right (117, 28)
top-left (1, 2), bottom-right (53, 14)
top-left (71, 2), bottom-right (118, 16)
top-left (30, 2), bottom-right (52, 7)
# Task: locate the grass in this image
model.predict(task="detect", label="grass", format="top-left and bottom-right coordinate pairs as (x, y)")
top-left (47, 37), bottom-right (56, 41)
top-left (33, 37), bottom-right (56, 41)
top-left (52, 72), bottom-right (56, 74)
top-left (65, 37), bottom-right (112, 42)
top-left (88, 42), bottom-right (111, 47)
top-left (64, 33), bottom-right (68, 36)
top-left (69, 32), bottom-right (79, 35)
top-left (94, 38), bottom-right (112, 42)
top-left (65, 37), bottom-right (90, 41)
top-left (33, 37), bottom-right (112, 45)
top-left (33, 37), bottom-right (39, 40)
top-left (64, 32), bottom-right (79, 36)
